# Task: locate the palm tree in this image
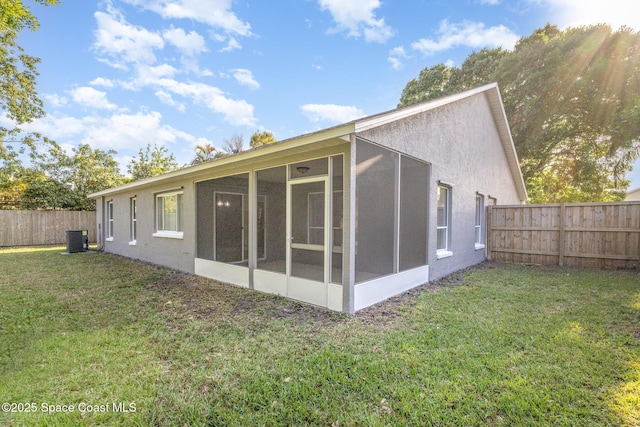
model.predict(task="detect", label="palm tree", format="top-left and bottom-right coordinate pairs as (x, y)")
top-left (191, 143), bottom-right (217, 165)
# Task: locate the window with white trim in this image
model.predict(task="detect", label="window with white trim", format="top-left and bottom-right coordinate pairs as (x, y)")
top-left (130, 197), bottom-right (137, 244)
top-left (436, 185), bottom-right (452, 257)
top-left (475, 193), bottom-right (485, 249)
top-left (106, 201), bottom-right (114, 241)
top-left (154, 191), bottom-right (183, 238)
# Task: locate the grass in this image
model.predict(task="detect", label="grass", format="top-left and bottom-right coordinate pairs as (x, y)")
top-left (0, 246), bottom-right (639, 426)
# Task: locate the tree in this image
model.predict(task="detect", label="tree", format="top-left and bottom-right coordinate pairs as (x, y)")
top-left (0, 145), bottom-right (25, 208)
top-left (0, 0), bottom-right (58, 153)
top-left (30, 141), bottom-right (125, 210)
top-left (249, 130), bottom-right (276, 148)
top-left (20, 173), bottom-right (80, 210)
top-left (220, 133), bottom-right (244, 155)
top-left (398, 64), bottom-right (461, 108)
top-left (398, 24), bottom-right (640, 203)
top-left (127, 143), bottom-right (178, 180)
top-left (190, 142), bottom-right (217, 165)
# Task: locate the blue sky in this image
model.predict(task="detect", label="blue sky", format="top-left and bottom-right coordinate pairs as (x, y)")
top-left (10, 0), bottom-right (640, 187)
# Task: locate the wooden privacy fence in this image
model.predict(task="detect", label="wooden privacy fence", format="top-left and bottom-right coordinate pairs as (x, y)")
top-left (487, 202), bottom-right (640, 268)
top-left (0, 210), bottom-right (96, 247)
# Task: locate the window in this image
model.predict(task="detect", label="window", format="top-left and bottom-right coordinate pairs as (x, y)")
top-left (436, 185), bottom-right (452, 258)
top-left (130, 197), bottom-right (137, 244)
top-left (154, 191), bottom-right (183, 238)
top-left (106, 201), bottom-right (114, 241)
top-left (475, 194), bottom-right (485, 249)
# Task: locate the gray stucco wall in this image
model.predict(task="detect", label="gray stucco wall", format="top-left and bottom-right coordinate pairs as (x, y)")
top-left (98, 179), bottom-right (196, 274)
top-left (357, 92), bottom-right (523, 281)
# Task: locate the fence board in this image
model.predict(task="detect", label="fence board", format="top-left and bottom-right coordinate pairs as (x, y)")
top-left (0, 210), bottom-right (96, 247)
top-left (488, 202), bottom-right (640, 269)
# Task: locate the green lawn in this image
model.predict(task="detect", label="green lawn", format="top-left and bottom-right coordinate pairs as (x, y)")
top-left (0, 246), bottom-right (638, 426)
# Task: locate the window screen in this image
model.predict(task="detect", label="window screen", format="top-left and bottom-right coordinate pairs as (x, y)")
top-left (399, 156), bottom-right (429, 271)
top-left (355, 140), bottom-right (397, 282)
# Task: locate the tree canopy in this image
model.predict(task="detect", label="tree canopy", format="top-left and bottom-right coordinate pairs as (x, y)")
top-left (127, 143), bottom-right (178, 181)
top-left (250, 130), bottom-right (276, 148)
top-left (28, 142), bottom-right (125, 210)
top-left (190, 143), bottom-right (217, 166)
top-left (399, 24), bottom-right (640, 203)
top-left (0, 0), bottom-right (58, 153)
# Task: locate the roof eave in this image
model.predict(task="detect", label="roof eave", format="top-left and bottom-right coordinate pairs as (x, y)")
top-left (483, 86), bottom-right (529, 202)
top-left (89, 122), bottom-right (355, 198)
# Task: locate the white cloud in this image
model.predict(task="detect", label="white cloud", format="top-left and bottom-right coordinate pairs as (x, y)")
top-left (22, 111), bottom-right (198, 151)
top-left (89, 77), bottom-right (116, 88)
top-left (155, 90), bottom-right (186, 111)
top-left (44, 93), bottom-right (68, 107)
top-left (231, 69), bottom-right (259, 89)
top-left (180, 57), bottom-right (213, 76)
top-left (300, 104), bottom-right (365, 124)
top-left (70, 86), bottom-right (117, 110)
top-left (388, 56), bottom-right (402, 70)
top-left (479, 0), bottom-right (501, 4)
top-left (122, 0), bottom-right (251, 36)
top-left (21, 114), bottom-right (86, 140)
top-left (163, 26), bottom-right (207, 56)
top-left (93, 8), bottom-right (165, 68)
top-left (318, 0), bottom-right (394, 43)
top-left (412, 20), bottom-right (519, 56)
top-left (134, 64), bottom-right (179, 86)
top-left (219, 37), bottom-right (242, 52)
top-left (531, 0), bottom-right (639, 30)
top-left (154, 79), bottom-right (257, 126)
top-left (81, 112), bottom-right (189, 150)
top-left (388, 46), bottom-right (409, 70)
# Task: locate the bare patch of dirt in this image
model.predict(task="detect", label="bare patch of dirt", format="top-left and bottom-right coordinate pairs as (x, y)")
top-left (143, 262), bottom-right (497, 329)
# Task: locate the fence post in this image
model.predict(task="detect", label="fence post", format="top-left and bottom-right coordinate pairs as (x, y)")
top-left (486, 205), bottom-right (493, 261)
top-left (558, 203), bottom-right (565, 267)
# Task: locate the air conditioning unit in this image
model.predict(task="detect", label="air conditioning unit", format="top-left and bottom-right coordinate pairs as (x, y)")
top-left (66, 229), bottom-right (88, 253)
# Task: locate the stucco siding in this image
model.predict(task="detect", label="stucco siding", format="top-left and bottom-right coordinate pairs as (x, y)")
top-left (357, 92), bottom-right (522, 281)
top-left (98, 179), bottom-right (196, 274)
top-left (91, 85), bottom-right (525, 312)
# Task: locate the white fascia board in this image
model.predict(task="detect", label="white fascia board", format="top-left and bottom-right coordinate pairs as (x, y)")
top-left (89, 123), bottom-right (355, 199)
top-left (483, 87), bottom-right (529, 202)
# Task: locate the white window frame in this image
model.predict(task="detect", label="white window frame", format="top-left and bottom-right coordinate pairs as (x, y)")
top-left (129, 197), bottom-right (137, 245)
top-left (436, 185), bottom-right (453, 259)
top-left (475, 193), bottom-right (485, 250)
top-left (153, 190), bottom-right (184, 239)
top-left (106, 201), bottom-right (114, 242)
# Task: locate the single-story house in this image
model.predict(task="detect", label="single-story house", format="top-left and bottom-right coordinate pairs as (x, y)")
top-left (90, 83), bottom-right (527, 313)
top-left (626, 187), bottom-right (640, 201)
